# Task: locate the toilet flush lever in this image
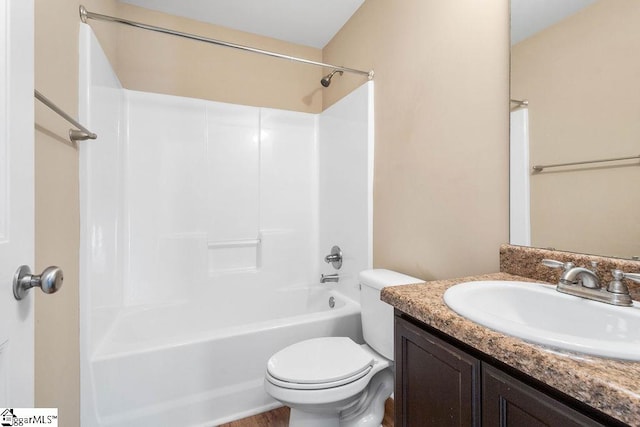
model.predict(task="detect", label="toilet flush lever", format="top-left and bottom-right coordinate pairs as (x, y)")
top-left (13, 265), bottom-right (64, 300)
top-left (324, 245), bottom-right (342, 270)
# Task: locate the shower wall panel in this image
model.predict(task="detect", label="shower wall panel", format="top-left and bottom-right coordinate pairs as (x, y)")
top-left (79, 24), bottom-right (126, 427)
top-left (78, 25), bottom-right (125, 353)
top-left (206, 103), bottom-right (260, 272)
top-left (318, 82), bottom-right (374, 302)
top-left (122, 92), bottom-right (318, 305)
top-left (80, 20), bottom-right (373, 317)
top-left (125, 91), bottom-right (209, 305)
top-left (259, 108), bottom-right (318, 287)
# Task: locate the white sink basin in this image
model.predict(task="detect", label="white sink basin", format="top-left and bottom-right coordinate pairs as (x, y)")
top-left (443, 280), bottom-right (640, 361)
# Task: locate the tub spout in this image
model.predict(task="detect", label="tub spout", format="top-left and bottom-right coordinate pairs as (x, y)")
top-left (321, 273), bottom-right (339, 283)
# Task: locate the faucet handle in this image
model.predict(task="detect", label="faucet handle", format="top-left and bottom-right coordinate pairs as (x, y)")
top-left (324, 245), bottom-right (342, 270)
top-left (608, 269), bottom-right (638, 294)
top-left (624, 272), bottom-right (640, 283)
top-left (542, 259), bottom-right (574, 271)
top-left (612, 269), bottom-right (640, 284)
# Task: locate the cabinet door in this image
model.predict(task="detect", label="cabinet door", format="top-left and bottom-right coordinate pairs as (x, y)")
top-left (395, 317), bottom-right (481, 427)
top-left (482, 364), bottom-right (603, 427)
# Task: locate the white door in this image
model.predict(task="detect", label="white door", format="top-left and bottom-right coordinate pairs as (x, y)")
top-left (0, 0), bottom-right (35, 407)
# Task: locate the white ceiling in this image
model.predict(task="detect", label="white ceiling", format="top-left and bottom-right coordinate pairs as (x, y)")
top-left (120, 1), bottom-right (598, 49)
top-left (511, 0), bottom-right (598, 45)
top-left (118, 0), bottom-right (365, 49)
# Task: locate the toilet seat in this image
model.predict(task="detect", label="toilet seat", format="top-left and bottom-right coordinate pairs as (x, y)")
top-left (266, 337), bottom-right (374, 390)
top-left (266, 365), bottom-right (372, 390)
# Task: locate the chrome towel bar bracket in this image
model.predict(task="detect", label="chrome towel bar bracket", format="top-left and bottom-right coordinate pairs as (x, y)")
top-left (35, 90), bottom-right (97, 143)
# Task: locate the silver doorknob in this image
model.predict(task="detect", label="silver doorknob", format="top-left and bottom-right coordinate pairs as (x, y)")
top-left (13, 265), bottom-right (64, 300)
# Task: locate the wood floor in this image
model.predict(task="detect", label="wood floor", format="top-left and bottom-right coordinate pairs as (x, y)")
top-left (220, 398), bottom-right (394, 427)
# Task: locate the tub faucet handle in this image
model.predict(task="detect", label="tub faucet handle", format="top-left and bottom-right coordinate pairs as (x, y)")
top-left (324, 245), bottom-right (342, 270)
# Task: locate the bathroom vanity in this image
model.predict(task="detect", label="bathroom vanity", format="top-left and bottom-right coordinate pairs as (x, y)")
top-left (382, 245), bottom-right (640, 427)
top-left (394, 312), bottom-right (617, 426)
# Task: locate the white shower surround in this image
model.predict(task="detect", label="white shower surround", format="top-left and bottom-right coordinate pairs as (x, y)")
top-left (509, 108), bottom-right (531, 246)
top-left (78, 25), bottom-right (374, 426)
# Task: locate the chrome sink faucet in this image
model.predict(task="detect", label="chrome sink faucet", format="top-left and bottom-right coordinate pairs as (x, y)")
top-left (542, 259), bottom-right (636, 307)
top-left (543, 259), bottom-right (600, 287)
top-left (560, 264), bottom-right (600, 289)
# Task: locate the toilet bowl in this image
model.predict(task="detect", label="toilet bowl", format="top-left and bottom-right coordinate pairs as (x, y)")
top-left (264, 269), bottom-right (423, 427)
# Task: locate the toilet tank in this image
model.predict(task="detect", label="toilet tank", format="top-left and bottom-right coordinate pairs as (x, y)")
top-left (359, 269), bottom-right (424, 360)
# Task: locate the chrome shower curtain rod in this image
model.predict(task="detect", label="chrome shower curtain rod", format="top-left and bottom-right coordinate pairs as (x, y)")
top-left (79, 5), bottom-right (374, 80)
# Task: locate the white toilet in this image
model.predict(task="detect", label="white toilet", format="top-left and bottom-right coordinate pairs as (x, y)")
top-left (264, 269), bottom-right (423, 427)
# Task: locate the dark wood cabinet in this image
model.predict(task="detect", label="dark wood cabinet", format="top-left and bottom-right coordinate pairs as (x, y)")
top-left (395, 315), bottom-right (480, 426)
top-left (482, 364), bottom-right (601, 426)
top-left (395, 314), bottom-right (611, 427)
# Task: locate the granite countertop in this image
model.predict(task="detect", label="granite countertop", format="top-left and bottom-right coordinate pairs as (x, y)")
top-left (381, 272), bottom-right (640, 426)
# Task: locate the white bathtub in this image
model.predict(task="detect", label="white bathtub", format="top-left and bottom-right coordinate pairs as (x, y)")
top-left (89, 287), bottom-right (362, 426)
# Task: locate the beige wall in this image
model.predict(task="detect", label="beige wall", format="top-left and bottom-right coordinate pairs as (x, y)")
top-left (512, 0), bottom-right (640, 259)
top-left (34, 1), bottom-right (510, 424)
top-left (115, 3), bottom-right (323, 113)
top-left (34, 0), bottom-right (118, 425)
top-left (323, 0), bottom-right (510, 280)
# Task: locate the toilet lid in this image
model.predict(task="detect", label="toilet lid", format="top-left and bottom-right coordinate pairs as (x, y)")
top-left (267, 337), bottom-right (374, 385)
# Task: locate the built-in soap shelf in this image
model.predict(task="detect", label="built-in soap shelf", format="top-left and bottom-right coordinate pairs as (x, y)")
top-left (208, 236), bottom-right (261, 273)
top-left (207, 238), bottom-right (261, 249)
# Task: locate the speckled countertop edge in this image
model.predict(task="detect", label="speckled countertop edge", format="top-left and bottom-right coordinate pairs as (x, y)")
top-left (381, 272), bottom-right (640, 426)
